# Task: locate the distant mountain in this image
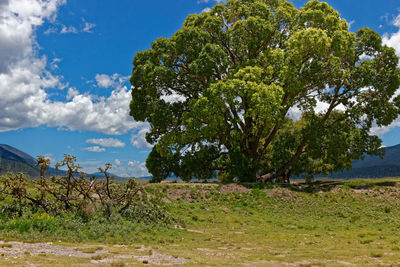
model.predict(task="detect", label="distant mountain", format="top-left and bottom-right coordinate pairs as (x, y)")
top-left (0, 144), bottom-right (117, 179)
top-left (0, 144), bottom-right (36, 165)
top-left (0, 144), bottom-right (41, 177)
top-left (88, 172), bottom-right (130, 182)
top-left (2, 143), bottom-right (400, 180)
top-left (328, 144), bottom-right (400, 179)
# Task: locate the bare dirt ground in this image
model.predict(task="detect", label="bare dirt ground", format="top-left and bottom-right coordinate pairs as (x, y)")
top-left (0, 240), bottom-right (188, 266)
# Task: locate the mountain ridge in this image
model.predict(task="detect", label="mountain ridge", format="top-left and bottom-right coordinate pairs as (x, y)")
top-left (2, 144), bottom-right (400, 180)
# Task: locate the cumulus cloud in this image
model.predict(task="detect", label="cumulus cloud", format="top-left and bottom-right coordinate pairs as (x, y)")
top-left (95, 73), bottom-right (128, 89)
top-left (44, 86), bottom-right (145, 134)
top-left (0, 0), bottom-right (9, 13)
top-left (370, 13), bottom-right (400, 136)
top-left (0, 68), bottom-right (143, 134)
top-left (66, 87), bottom-right (79, 100)
top-left (79, 159), bottom-right (149, 178)
top-left (86, 138), bottom-right (125, 148)
top-left (0, 0), bottom-right (64, 73)
top-left (83, 146), bottom-right (106, 152)
top-left (101, 159), bottom-right (149, 178)
top-left (111, 160), bottom-right (149, 177)
top-left (383, 14), bottom-right (400, 58)
top-left (161, 91), bottom-right (187, 104)
top-left (0, 0), bottom-right (146, 135)
top-left (131, 128), bottom-right (153, 149)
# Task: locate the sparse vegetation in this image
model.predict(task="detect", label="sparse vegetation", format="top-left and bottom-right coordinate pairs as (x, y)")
top-left (1, 174), bottom-right (400, 265)
top-left (0, 155), bottom-right (174, 244)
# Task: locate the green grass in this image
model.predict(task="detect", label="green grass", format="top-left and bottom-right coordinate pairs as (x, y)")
top-left (2, 179), bottom-right (400, 265)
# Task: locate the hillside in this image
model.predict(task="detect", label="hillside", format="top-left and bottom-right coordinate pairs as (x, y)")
top-left (0, 144), bottom-right (68, 177)
top-left (0, 144), bottom-right (40, 177)
top-left (329, 144), bottom-right (400, 178)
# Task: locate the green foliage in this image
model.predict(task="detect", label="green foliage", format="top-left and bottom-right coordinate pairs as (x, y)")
top-left (130, 0), bottom-right (400, 183)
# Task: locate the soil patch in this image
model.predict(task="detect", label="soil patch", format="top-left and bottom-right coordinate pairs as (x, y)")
top-left (0, 241), bottom-right (188, 266)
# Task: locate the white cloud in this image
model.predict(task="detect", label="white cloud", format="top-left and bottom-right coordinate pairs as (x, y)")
top-left (44, 153), bottom-right (56, 163)
top-left (44, 26), bottom-right (57, 34)
top-left (360, 53), bottom-right (374, 61)
top-left (82, 21), bottom-right (95, 33)
top-left (42, 86), bottom-right (145, 135)
top-left (347, 20), bottom-right (355, 29)
top-left (95, 73), bottom-right (128, 88)
top-left (95, 74), bottom-right (114, 88)
top-left (287, 100), bottom-right (345, 122)
top-left (86, 138), bottom-right (125, 148)
top-left (59, 20), bottom-right (96, 34)
top-left (111, 160), bottom-right (149, 177)
top-left (0, 0), bottom-right (64, 73)
top-left (66, 87), bottom-right (79, 100)
top-left (50, 57), bottom-right (61, 70)
top-left (60, 25), bottom-right (78, 34)
top-left (383, 14), bottom-right (400, 59)
top-left (287, 105), bottom-right (301, 121)
top-left (371, 13), bottom-right (400, 136)
top-left (0, 0), bottom-right (9, 9)
top-left (0, 1), bottom-right (145, 135)
top-left (161, 91), bottom-right (187, 103)
top-left (201, 7), bottom-right (211, 13)
top-left (131, 127), bottom-right (153, 149)
top-left (46, 18), bottom-right (96, 35)
top-left (83, 146), bottom-right (106, 152)
top-left (79, 159), bottom-right (149, 178)
top-left (0, 67), bottom-right (144, 134)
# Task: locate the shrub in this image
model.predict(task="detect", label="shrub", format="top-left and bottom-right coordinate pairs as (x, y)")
top-left (0, 155), bottom-right (173, 227)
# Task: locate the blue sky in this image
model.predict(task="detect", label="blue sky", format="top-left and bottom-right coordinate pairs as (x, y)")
top-left (0, 0), bottom-right (400, 177)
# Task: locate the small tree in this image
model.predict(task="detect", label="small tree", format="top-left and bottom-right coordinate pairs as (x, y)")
top-left (130, 0), bottom-right (400, 183)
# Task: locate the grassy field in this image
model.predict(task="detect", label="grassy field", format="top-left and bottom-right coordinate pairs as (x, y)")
top-left (1, 179), bottom-right (400, 266)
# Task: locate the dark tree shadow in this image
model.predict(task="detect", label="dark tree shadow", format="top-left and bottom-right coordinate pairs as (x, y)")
top-left (287, 179), bottom-right (398, 193)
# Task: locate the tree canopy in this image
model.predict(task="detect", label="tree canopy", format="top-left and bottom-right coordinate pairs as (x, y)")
top-left (130, 0), bottom-right (400, 183)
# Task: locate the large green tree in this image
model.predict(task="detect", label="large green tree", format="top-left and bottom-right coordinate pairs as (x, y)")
top-left (130, 0), bottom-right (400, 183)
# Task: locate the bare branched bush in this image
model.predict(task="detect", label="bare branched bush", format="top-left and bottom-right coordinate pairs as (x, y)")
top-left (0, 154), bottom-right (171, 224)
top-left (95, 163), bottom-right (141, 216)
